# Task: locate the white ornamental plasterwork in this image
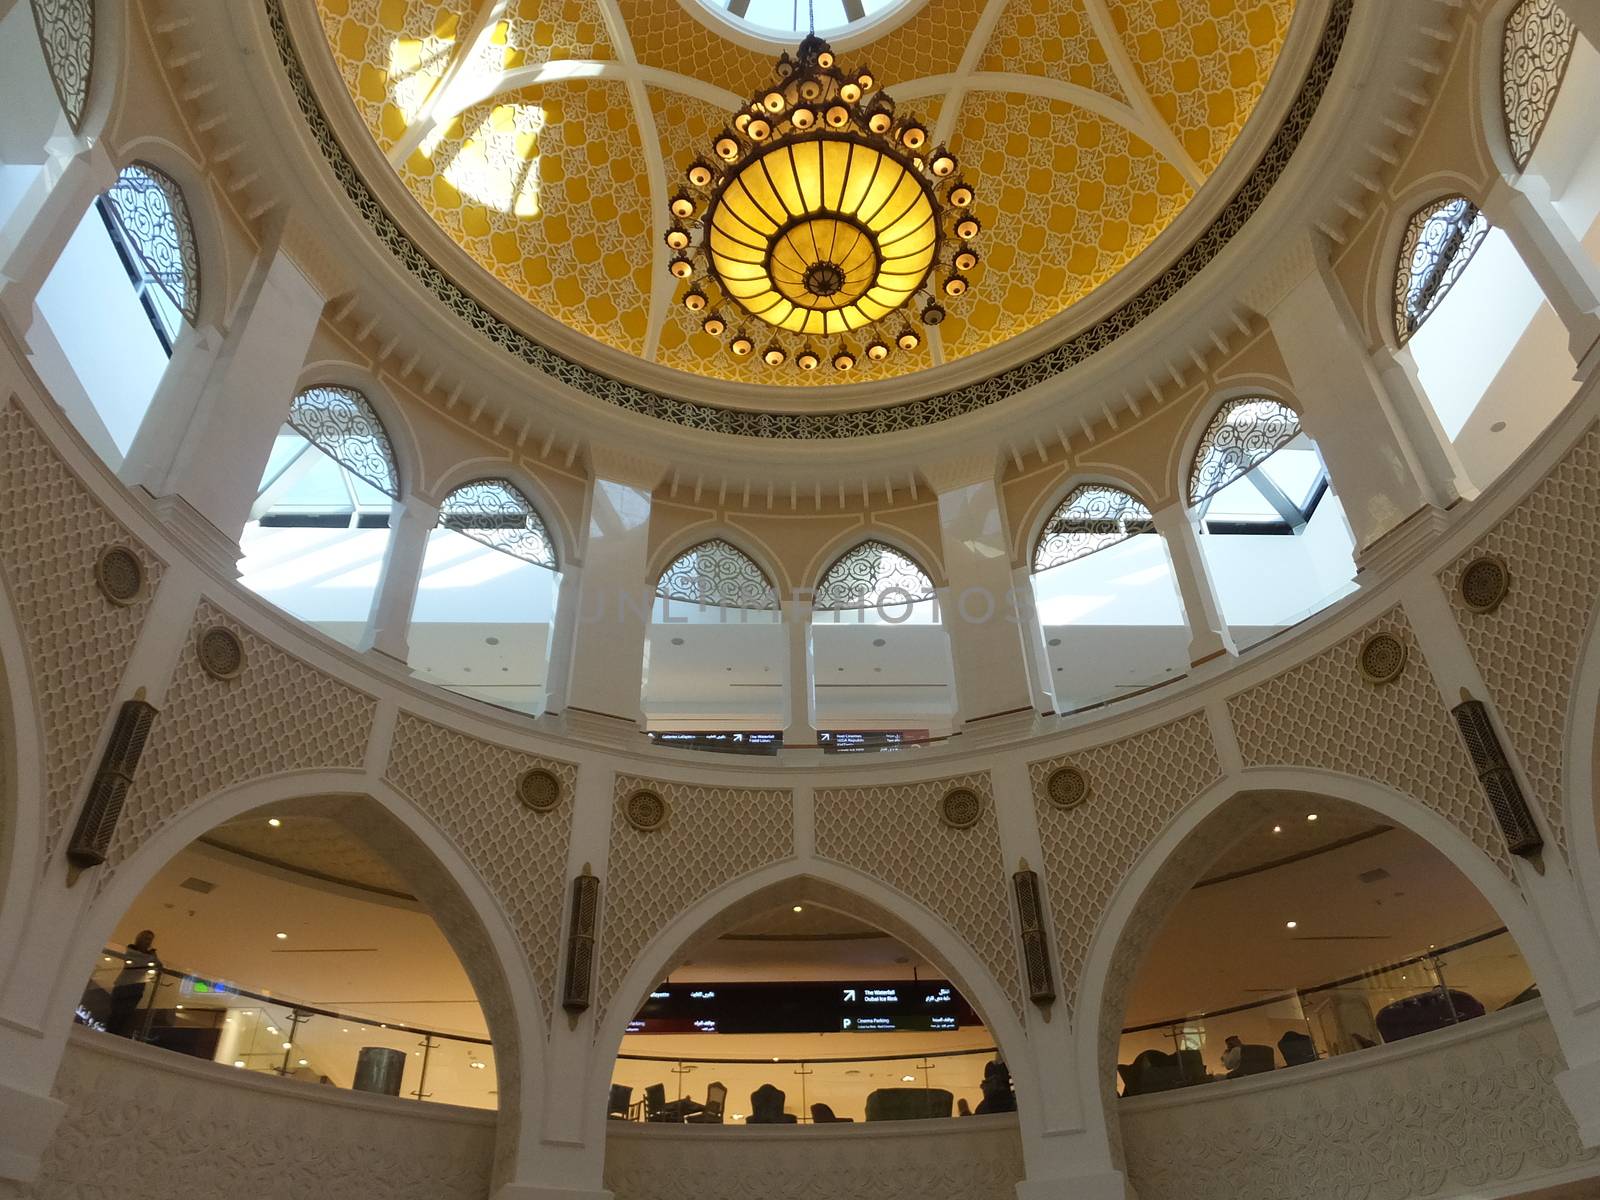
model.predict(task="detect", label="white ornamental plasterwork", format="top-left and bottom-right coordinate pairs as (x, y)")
top-left (0, 399), bottom-right (165, 861)
top-left (1029, 713), bottom-right (1222, 1019)
top-left (31, 1035), bottom-right (493, 1200)
top-left (604, 1116), bottom-right (1025, 1200)
top-left (98, 601), bottom-right (376, 884)
top-left (1119, 1009), bottom-right (1597, 1200)
top-left (1227, 609), bottom-right (1519, 886)
top-left (384, 712), bottom-right (576, 1014)
top-left (813, 773), bottom-right (1024, 1023)
top-left (595, 776), bottom-right (792, 1025)
top-left (1439, 423), bottom-right (1600, 865)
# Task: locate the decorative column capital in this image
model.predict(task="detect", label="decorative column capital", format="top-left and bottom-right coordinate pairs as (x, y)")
top-left (587, 446), bottom-right (667, 492)
top-left (922, 452), bottom-right (1003, 495)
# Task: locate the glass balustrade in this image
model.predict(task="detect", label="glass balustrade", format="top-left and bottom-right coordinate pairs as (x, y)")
top-left (1114, 926), bottom-right (1535, 1096)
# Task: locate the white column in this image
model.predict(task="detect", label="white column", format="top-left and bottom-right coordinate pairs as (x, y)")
top-left (561, 451), bottom-right (662, 724)
top-left (118, 223), bottom-right (327, 569)
top-left (1370, 342), bottom-right (1479, 504)
top-left (782, 599), bottom-right (814, 747)
top-left (1151, 503), bottom-right (1235, 666)
top-left (541, 566), bottom-right (583, 715)
top-left (1253, 238), bottom-right (1451, 555)
top-left (1011, 565), bottom-right (1056, 713)
top-left (359, 494), bottom-right (439, 664)
top-left (1484, 174), bottom-right (1600, 379)
top-left (925, 458), bottom-right (1036, 724)
top-left (0, 138), bottom-right (116, 337)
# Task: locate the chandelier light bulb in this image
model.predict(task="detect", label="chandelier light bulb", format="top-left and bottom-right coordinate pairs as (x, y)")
top-left (665, 226), bottom-right (690, 251)
top-left (702, 313), bottom-right (726, 336)
top-left (868, 110), bottom-right (892, 134)
top-left (735, 111), bottom-right (753, 132)
top-left (948, 182), bottom-right (974, 208)
top-left (922, 301), bottom-right (947, 324)
top-left (866, 339), bottom-right (890, 361)
top-left (955, 214), bottom-right (981, 240)
top-left (764, 90), bottom-right (786, 113)
top-left (797, 348), bottom-right (820, 370)
top-left (900, 124), bottom-right (927, 150)
top-left (730, 332), bottom-right (754, 356)
top-left (683, 287), bottom-right (707, 311)
top-left (748, 117), bottom-right (772, 140)
top-left (800, 78), bottom-right (823, 101)
top-left (687, 161), bottom-right (714, 187)
top-left (669, 256), bottom-right (694, 279)
top-left (857, 72), bottom-right (874, 90)
top-left (954, 247), bottom-right (979, 272)
top-left (897, 327), bottom-right (921, 351)
top-left (840, 82), bottom-right (861, 103)
top-left (825, 104), bottom-right (850, 128)
top-left (930, 149), bottom-right (957, 177)
top-left (762, 343), bottom-right (787, 367)
top-left (792, 107), bottom-right (816, 130)
top-left (714, 132), bottom-right (740, 160)
top-left (817, 49), bottom-right (835, 68)
top-left (833, 349), bottom-right (856, 371)
top-left (942, 274), bottom-right (968, 298)
top-left (670, 192), bottom-right (695, 219)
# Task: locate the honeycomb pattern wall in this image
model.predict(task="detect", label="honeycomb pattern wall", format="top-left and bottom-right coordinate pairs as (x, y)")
top-left (814, 773), bottom-right (1025, 1023)
top-left (1228, 608), bottom-right (1519, 885)
top-left (1029, 713), bottom-right (1222, 1018)
top-left (384, 712), bottom-right (576, 1013)
top-left (1439, 425), bottom-right (1600, 863)
top-left (99, 601), bottom-right (376, 882)
top-left (595, 775), bottom-right (792, 1024)
top-left (0, 400), bottom-right (165, 861)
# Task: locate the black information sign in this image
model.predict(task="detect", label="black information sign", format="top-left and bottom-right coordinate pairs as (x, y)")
top-left (647, 732), bottom-right (782, 757)
top-left (626, 980), bottom-right (981, 1034)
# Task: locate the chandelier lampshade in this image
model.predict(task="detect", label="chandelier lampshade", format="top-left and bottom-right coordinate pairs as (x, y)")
top-left (667, 34), bottom-right (979, 371)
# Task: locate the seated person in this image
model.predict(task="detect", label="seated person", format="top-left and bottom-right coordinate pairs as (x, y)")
top-left (974, 1058), bottom-right (1016, 1113)
top-left (1221, 1035), bottom-right (1244, 1075)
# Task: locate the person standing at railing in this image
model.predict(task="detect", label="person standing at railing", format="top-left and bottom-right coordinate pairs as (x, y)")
top-left (108, 930), bottom-right (161, 1038)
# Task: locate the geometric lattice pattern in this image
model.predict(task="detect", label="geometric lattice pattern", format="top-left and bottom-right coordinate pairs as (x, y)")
top-left (1439, 424), bottom-right (1600, 864)
top-left (1029, 713), bottom-right (1222, 1018)
top-left (595, 775), bottom-right (792, 1024)
top-left (1228, 608), bottom-right (1519, 886)
top-left (384, 712), bottom-right (577, 1015)
top-left (0, 400), bottom-right (165, 861)
top-left (29, 0), bottom-right (94, 133)
top-left (815, 773), bottom-right (1025, 1023)
top-left (99, 601), bottom-right (377, 882)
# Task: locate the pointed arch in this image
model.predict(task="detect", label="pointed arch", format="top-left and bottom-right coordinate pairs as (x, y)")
top-left (814, 539), bottom-right (937, 611)
top-left (0, 567), bottom-right (43, 980)
top-left (1072, 768), bottom-right (1574, 1144)
top-left (102, 162), bottom-right (200, 326)
top-left (1186, 397), bottom-right (1304, 506)
top-left (591, 860), bottom-right (1034, 1148)
top-left (440, 478), bottom-right (558, 569)
top-left (1393, 195), bottom-right (1491, 344)
top-left (60, 771), bottom-right (547, 1174)
top-left (285, 385), bottom-right (402, 500)
top-left (1032, 484), bottom-right (1154, 573)
top-left (1502, 0), bottom-right (1577, 173)
top-left (655, 537), bottom-right (778, 610)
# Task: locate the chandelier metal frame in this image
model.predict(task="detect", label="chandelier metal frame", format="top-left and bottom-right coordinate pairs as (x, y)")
top-left (665, 33), bottom-right (980, 372)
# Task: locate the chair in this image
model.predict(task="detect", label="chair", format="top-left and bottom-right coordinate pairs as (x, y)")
top-left (685, 1081), bottom-right (726, 1124)
top-left (747, 1083), bottom-right (796, 1123)
top-left (642, 1082), bottom-right (674, 1122)
top-left (1226, 1044), bottom-right (1275, 1078)
top-left (810, 1102), bottom-right (853, 1123)
top-left (1375, 989), bottom-right (1486, 1043)
top-left (1278, 1031), bottom-right (1317, 1067)
top-left (1122, 1049), bottom-right (1185, 1094)
top-left (607, 1084), bottom-right (633, 1120)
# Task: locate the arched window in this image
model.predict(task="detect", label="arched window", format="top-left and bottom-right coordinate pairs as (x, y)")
top-left (1394, 197), bottom-right (1490, 345)
top-left (28, 0), bottom-right (95, 133)
top-left (1502, 0), bottom-right (1576, 173)
top-left (811, 540), bottom-right (956, 737)
top-left (1398, 194), bottom-right (1582, 490)
top-left (1029, 485), bottom-right (1186, 713)
top-left (410, 479), bottom-right (562, 716)
top-left (1185, 400), bottom-right (1356, 648)
top-left (238, 386), bottom-right (400, 647)
top-left (29, 161), bottom-right (201, 466)
top-left (642, 538), bottom-right (784, 734)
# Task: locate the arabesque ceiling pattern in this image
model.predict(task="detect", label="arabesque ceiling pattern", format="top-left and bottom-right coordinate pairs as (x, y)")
top-left (314, 0), bottom-right (1295, 386)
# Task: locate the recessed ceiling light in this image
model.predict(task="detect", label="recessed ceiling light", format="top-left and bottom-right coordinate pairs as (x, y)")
top-left (297, 1059), bottom-right (308, 1067)
top-left (175, 1004), bottom-right (184, 1010)
top-left (1272, 825), bottom-right (1282, 834)
top-left (901, 1075), bottom-right (915, 1082)
top-left (485, 636), bottom-right (500, 645)
top-left (1307, 813), bottom-right (1319, 822)
top-left (275, 932), bottom-right (287, 939)
top-left (470, 1061), bottom-right (486, 1070)
top-left (792, 905), bottom-right (803, 913)
top-left (281, 1041), bottom-right (292, 1050)
top-left (267, 1027), bottom-right (279, 1035)
top-left (267, 817), bottom-right (281, 827)
top-left (671, 636), bottom-right (685, 646)
top-left (872, 638), bottom-right (886, 647)
top-left (1285, 920), bottom-right (1298, 929)
top-left (233, 1060), bottom-right (246, 1068)
top-left (1047, 638), bottom-right (1061, 647)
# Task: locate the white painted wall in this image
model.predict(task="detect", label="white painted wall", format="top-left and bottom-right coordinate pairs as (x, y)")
top-left (1199, 497), bottom-right (1357, 642)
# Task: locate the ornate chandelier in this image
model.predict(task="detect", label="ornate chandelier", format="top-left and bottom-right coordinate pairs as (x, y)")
top-left (666, 33), bottom-right (980, 372)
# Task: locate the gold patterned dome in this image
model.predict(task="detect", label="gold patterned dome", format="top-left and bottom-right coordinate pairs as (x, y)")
top-left (310, 0), bottom-right (1300, 389)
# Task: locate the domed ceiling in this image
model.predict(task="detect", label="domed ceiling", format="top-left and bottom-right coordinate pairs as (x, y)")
top-left (312, 0), bottom-right (1297, 389)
